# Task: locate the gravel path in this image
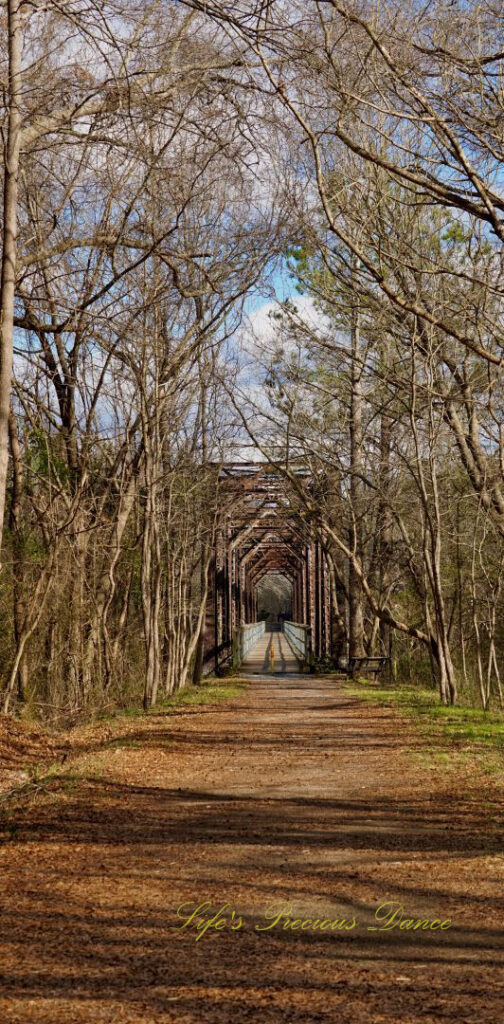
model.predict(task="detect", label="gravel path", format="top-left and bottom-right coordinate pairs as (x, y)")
top-left (1, 675), bottom-right (503, 1023)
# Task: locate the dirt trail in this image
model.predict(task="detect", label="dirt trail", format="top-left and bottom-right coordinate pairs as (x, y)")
top-left (1, 675), bottom-right (504, 1023)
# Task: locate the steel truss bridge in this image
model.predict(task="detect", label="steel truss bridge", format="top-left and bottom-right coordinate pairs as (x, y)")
top-left (202, 463), bottom-right (332, 676)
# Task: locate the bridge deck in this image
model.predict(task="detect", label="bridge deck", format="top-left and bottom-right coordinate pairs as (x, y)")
top-left (241, 631), bottom-right (301, 674)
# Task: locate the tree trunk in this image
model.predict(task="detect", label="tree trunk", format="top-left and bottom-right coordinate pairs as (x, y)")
top-left (378, 397), bottom-right (393, 659)
top-left (0, 0), bottom-right (22, 560)
top-left (348, 292), bottom-right (365, 662)
top-left (8, 411), bottom-right (28, 701)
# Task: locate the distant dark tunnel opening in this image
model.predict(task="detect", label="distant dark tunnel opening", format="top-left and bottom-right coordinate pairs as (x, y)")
top-left (256, 572), bottom-right (292, 625)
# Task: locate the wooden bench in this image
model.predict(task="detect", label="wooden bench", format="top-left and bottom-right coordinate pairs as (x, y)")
top-left (347, 656), bottom-right (390, 678)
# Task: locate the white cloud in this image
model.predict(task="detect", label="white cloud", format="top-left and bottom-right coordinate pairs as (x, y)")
top-left (238, 294), bottom-right (328, 363)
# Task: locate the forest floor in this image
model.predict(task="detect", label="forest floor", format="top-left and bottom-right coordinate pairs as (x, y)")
top-left (0, 674), bottom-right (504, 1024)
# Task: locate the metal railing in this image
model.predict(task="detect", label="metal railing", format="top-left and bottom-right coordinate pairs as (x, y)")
top-left (234, 620), bottom-right (266, 667)
top-left (283, 620), bottom-right (311, 667)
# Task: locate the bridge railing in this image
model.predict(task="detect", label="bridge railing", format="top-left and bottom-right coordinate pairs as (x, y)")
top-left (283, 621), bottom-right (311, 668)
top-left (234, 620), bottom-right (266, 667)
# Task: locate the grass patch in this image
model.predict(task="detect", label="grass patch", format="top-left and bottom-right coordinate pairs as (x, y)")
top-left (344, 679), bottom-right (504, 777)
top-left (150, 678), bottom-right (248, 713)
top-left (93, 677), bottom-right (249, 723)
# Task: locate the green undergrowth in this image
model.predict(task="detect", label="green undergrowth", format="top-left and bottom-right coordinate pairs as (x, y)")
top-left (98, 677), bottom-right (249, 723)
top-left (151, 678), bottom-right (248, 714)
top-left (344, 680), bottom-right (504, 778)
